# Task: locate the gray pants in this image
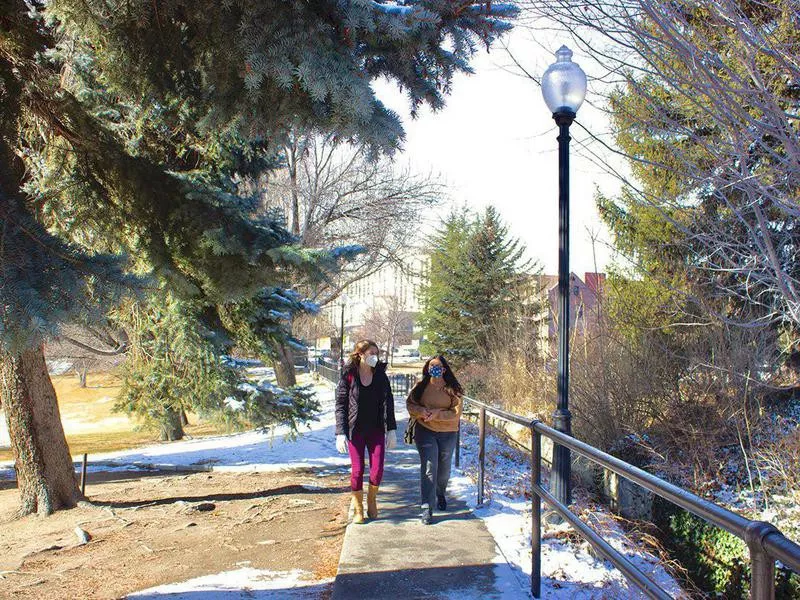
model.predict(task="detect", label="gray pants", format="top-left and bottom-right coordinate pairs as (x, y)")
top-left (414, 424), bottom-right (458, 514)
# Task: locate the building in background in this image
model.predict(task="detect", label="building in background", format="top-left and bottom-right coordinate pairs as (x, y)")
top-left (318, 256), bottom-right (429, 357)
top-left (531, 272), bottom-right (605, 356)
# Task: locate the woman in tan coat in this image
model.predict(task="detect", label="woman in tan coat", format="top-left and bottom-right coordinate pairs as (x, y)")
top-left (406, 355), bottom-right (463, 524)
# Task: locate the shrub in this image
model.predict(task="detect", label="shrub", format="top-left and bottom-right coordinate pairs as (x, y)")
top-left (653, 499), bottom-right (800, 598)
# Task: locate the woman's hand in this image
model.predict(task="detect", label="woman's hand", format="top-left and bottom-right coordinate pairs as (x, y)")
top-left (336, 434), bottom-right (348, 454)
top-left (421, 409), bottom-right (438, 422)
top-left (385, 429), bottom-right (397, 450)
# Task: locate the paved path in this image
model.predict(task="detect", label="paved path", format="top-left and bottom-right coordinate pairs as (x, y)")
top-left (332, 418), bottom-right (530, 599)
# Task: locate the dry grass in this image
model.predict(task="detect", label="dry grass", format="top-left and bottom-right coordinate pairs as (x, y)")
top-left (0, 371), bottom-right (229, 462)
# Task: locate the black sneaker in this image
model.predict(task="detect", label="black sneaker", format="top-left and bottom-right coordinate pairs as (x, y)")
top-left (436, 495), bottom-right (447, 511)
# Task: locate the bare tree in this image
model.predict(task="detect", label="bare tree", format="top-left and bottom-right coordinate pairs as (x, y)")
top-left (252, 130), bottom-right (441, 383)
top-left (263, 130), bottom-right (444, 306)
top-left (46, 323), bottom-right (128, 387)
top-left (358, 295), bottom-right (414, 366)
top-left (517, 0), bottom-right (800, 337)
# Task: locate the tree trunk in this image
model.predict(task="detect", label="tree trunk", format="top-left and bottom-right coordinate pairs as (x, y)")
top-left (78, 364), bottom-right (88, 388)
top-left (159, 408), bottom-right (184, 441)
top-left (389, 325), bottom-right (397, 368)
top-left (0, 346), bottom-right (80, 516)
top-left (287, 139), bottom-right (301, 236)
top-left (180, 408), bottom-right (189, 426)
top-left (271, 342), bottom-right (297, 388)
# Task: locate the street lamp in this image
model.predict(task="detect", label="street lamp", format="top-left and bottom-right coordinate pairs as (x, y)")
top-left (542, 45), bottom-right (587, 507)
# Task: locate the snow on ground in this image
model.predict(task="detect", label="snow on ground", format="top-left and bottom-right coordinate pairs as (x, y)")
top-left (0, 379), bottom-right (346, 480)
top-left (46, 359), bottom-right (74, 375)
top-left (0, 412), bottom-right (9, 448)
top-left (449, 419), bottom-right (687, 599)
top-left (127, 567), bottom-right (333, 599)
top-left (2, 375), bottom-right (686, 598)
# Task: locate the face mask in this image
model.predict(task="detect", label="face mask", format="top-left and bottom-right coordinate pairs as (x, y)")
top-left (364, 354), bottom-right (379, 368)
top-left (429, 365), bottom-right (444, 378)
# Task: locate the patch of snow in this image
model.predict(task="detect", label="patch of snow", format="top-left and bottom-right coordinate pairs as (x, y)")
top-left (224, 396), bottom-right (246, 412)
top-left (221, 356), bottom-right (263, 369)
top-left (245, 366), bottom-right (275, 379)
top-left (126, 568), bottom-right (332, 599)
top-left (0, 377), bottom-right (690, 600)
top-left (449, 420), bottom-right (687, 599)
top-left (0, 381), bottom-right (347, 481)
top-left (0, 410), bottom-right (9, 448)
top-left (372, 1), bottom-right (414, 16)
top-left (46, 359), bottom-right (73, 375)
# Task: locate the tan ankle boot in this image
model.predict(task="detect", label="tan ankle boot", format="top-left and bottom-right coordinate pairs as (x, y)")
top-left (367, 484), bottom-right (379, 519)
top-left (351, 490), bottom-right (365, 524)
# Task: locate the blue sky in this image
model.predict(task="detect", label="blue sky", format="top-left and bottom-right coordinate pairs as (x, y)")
top-left (374, 28), bottom-right (623, 276)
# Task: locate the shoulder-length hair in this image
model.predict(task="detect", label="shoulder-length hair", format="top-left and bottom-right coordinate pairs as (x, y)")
top-left (409, 355), bottom-right (463, 405)
top-left (344, 339), bottom-right (379, 371)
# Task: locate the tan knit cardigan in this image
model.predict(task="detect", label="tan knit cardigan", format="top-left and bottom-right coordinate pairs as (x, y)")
top-left (406, 384), bottom-right (462, 433)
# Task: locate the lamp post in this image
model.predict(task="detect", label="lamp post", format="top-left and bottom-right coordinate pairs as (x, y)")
top-left (339, 294), bottom-right (348, 376)
top-left (541, 45), bottom-right (587, 507)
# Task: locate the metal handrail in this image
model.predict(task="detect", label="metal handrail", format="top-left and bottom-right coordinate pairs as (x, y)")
top-left (459, 395), bottom-right (800, 599)
top-left (313, 362), bottom-right (416, 398)
top-left (314, 359), bottom-right (340, 385)
top-left (387, 373), bottom-right (416, 398)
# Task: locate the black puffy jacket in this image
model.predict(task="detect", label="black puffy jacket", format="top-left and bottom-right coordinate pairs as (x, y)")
top-left (335, 362), bottom-right (397, 437)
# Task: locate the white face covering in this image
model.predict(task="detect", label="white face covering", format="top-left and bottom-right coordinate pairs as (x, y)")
top-left (363, 354), bottom-right (379, 368)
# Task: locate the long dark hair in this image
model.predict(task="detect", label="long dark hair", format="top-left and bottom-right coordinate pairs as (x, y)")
top-left (409, 355), bottom-right (463, 404)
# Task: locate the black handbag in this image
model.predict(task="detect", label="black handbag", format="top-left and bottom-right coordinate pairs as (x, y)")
top-left (404, 417), bottom-right (417, 444)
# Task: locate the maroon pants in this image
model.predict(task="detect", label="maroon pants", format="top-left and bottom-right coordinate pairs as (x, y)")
top-left (348, 427), bottom-right (386, 491)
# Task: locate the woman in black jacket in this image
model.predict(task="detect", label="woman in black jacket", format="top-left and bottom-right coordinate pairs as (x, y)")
top-left (335, 339), bottom-right (397, 523)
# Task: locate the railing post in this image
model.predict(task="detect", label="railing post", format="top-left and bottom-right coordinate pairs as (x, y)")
top-left (455, 423), bottom-right (461, 468)
top-left (531, 426), bottom-right (542, 599)
top-left (80, 453), bottom-right (88, 496)
top-left (745, 521), bottom-right (778, 600)
top-left (478, 406), bottom-right (486, 506)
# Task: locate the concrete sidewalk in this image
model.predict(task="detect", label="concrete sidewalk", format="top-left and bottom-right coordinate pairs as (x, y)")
top-left (331, 419), bottom-right (530, 599)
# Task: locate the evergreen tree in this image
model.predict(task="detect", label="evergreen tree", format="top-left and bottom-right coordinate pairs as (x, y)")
top-left (419, 206), bottom-right (532, 363)
top-left (464, 206), bottom-right (531, 354)
top-left (419, 209), bottom-right (475, 360)
top-left (594, 0), bottom-right (788, 356)
top-left (0, 0), bottom-right (518, 515)
top-left (117, 292), bottom-right (319, 441)
top-left (221, 286), bottom-right (322, 388)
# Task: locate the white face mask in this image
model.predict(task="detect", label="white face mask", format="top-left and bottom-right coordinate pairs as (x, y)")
top-left (363, 354), bottom-right (379, 368)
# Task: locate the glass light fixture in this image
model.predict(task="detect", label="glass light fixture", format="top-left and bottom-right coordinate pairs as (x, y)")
top-left (541, 45), bottom-right (587, 115)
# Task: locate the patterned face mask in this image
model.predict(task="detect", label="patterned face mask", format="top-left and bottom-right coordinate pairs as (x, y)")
top-left (429, 365), bottom-right (443, 378)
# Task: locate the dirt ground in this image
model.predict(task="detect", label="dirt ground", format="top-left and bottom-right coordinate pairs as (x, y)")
top-left (0, 468), bottom-right (351, 599)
